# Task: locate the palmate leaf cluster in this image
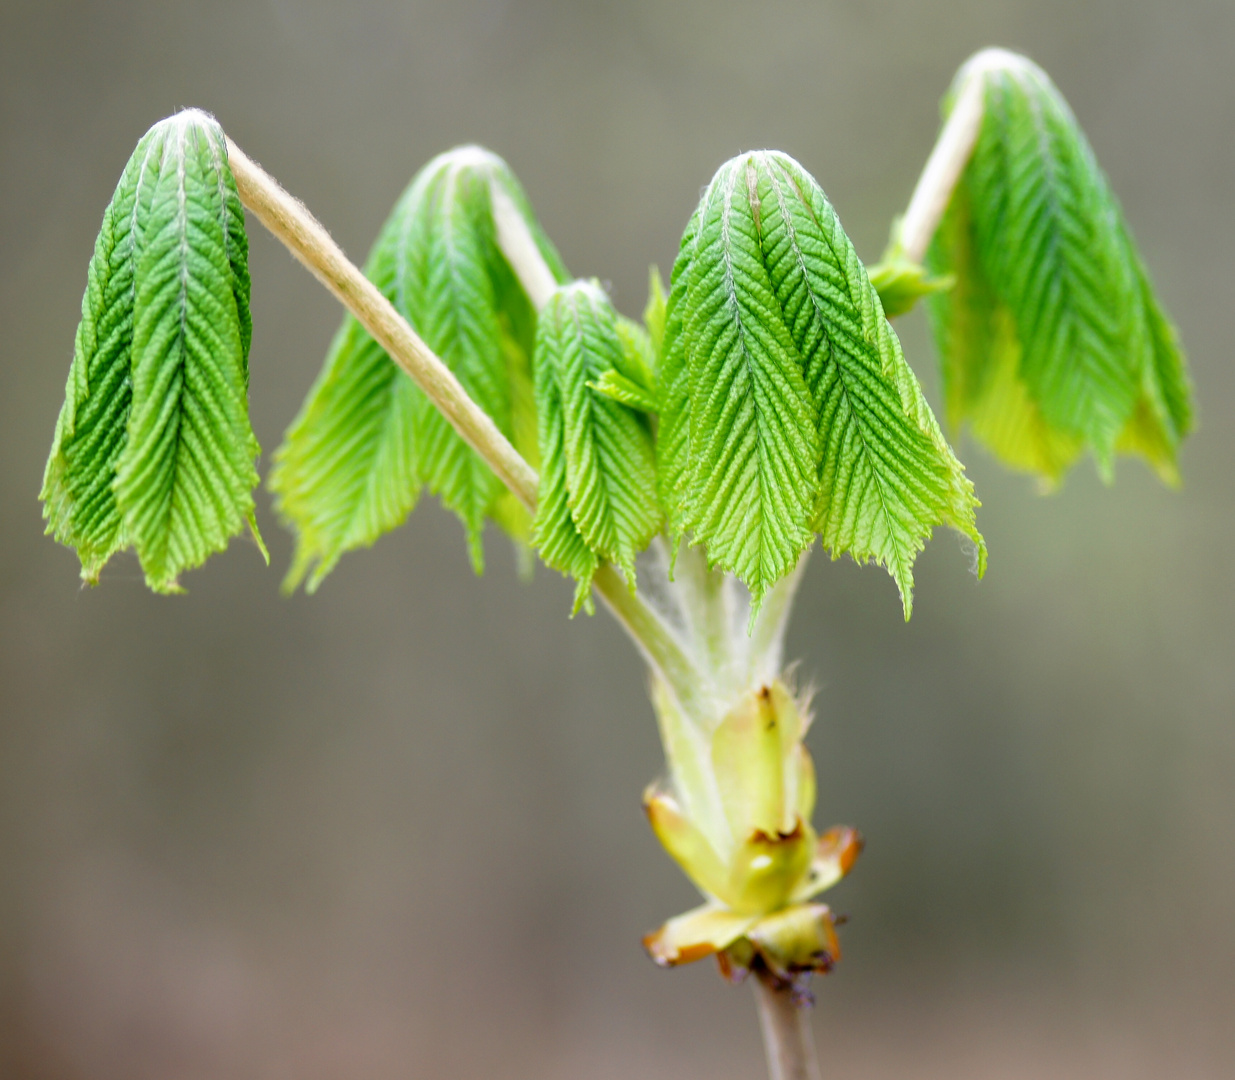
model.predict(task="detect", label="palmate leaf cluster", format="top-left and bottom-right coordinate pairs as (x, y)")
top-left (45, 59), bottom-right (1190, 615)
top-left (269, 147), bottom-right (568, 590)
top-left (41, 110), bottom-right (264, 592)
top-left (925, 50), bottom-right (1193, 485)
top-left (42, 125), bottom-right (985, 616)
top-left (658, 151), bottom-right (985, 616)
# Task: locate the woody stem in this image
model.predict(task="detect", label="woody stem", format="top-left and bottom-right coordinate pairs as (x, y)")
top-left (753, 973), bottom-right (823, 1080)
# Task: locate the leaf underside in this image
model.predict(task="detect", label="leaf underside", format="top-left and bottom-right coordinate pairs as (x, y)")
top-left (41, 110), bottom-right (263, 592)
top-left (532, 281), bottom-right (661, 611)
top-left (270, 146), bottom-right (568, 591)
top-left (663, 151), bottom-right (984, 616)
top-left (926, 54), bottom-right (1193, 486)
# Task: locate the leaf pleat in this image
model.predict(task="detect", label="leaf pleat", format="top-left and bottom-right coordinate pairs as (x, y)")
top-left (42, 132), bottom-right (153, 579)
top-left (656, 211), bottom-right (699, 551)
top-left (530, 360), bottom-right (598, 614)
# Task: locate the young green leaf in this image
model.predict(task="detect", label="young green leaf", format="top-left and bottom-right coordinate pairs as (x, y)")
top-left (925, 50), bottom-right (1193, 485)
top-left (42, 110), bottom-right (263, 592)
top-left (589, 368), bottom-right (659, 414)
top-left (665, 151), bottom-right (984, 616)
top-left (532, 281), bottom-right (661, 608)
top-left (590, 313), bottom-right (658, 413)
top-left (682, 156), bottom-right (821, 608)
top-left (865, 247), bottom-right (952, 319)
top-left (929, 187), bottom-right (1083, 481)
top-left (271, 146), bottom-right (568, 590)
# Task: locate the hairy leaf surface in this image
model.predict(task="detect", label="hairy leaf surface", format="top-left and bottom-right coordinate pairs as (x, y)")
top-left (532, 281), bottom-right (661, 607)
top-left (42, 110), bottom-right (262, 591)
top-left (666, 152), bottom-right (984, 615)
top-left (926, 50), bottom-right (1193, 484)
top-left (271, 147), bottom-right (567, 590)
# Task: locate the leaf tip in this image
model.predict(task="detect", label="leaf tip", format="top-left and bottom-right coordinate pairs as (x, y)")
top-left (248, 512), bottom-right (270, 566)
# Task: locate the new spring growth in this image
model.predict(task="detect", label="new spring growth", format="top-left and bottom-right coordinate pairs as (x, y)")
top-left (643, 677), bottom-right (861, 987)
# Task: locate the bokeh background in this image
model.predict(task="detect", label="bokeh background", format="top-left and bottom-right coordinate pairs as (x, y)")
top-left (2, 1), bottom-right (1232, 1077)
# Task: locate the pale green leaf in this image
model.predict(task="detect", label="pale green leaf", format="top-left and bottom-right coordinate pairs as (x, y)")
top-left (865, 247), bottom-right (952, 319)
top-left (588, 311), bottom-right (658, 413)
top-left (42, 110), bottom-right (263, 592)
top-left (589, 368), bottom-right (658, 413)
top-left (644, 265), bottom-right (668, 357)
top-left (615, 315), bottom-right (657, 395)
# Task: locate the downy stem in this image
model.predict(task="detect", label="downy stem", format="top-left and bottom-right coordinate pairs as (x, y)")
top-left (224, 138), bottom-right (704, 716)
top-left (896, 65), bottom-right (986, 264)
top-left (753, 975), bottom-right (823, 1080)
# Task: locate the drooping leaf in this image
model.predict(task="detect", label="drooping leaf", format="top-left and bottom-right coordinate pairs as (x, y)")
top-left (531, 281), bottom-right (662, 607)
top-left (531, 370), bottom-right (599, 614)
top-left (665, 151), bottom-right (984, 616)
top-left (42, 110), bottom-right (263, 592)
top-left (271, 146), bottom-right (567, 590)
top-left (677, 158), bottom-right (822, 606)
top-left (925, 49), bottom-right (1193, 484)
top-left (928, 187), bottom-right (1082, 482)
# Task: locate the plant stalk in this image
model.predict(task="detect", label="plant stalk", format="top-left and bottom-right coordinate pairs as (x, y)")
top-left (224, 137), bottom-right (704, 715)
top-left (896, 65), bottom-right (986, 264)
top-left (230, 135), bottom-right (816, 1080)
top-left (753, 975), bottom-right (823, 1080)
top-left (494, 179), bottom-right (825, 1080)
top-left (227, 140), bottom-right (539, 513)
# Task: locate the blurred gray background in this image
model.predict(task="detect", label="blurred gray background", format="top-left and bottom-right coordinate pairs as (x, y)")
top-left (1, 1), bottom-right (1232, 1077)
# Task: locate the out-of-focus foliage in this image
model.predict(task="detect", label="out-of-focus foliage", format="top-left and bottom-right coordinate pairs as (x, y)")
top-left (925, 50), bottom-right (1193, 487)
